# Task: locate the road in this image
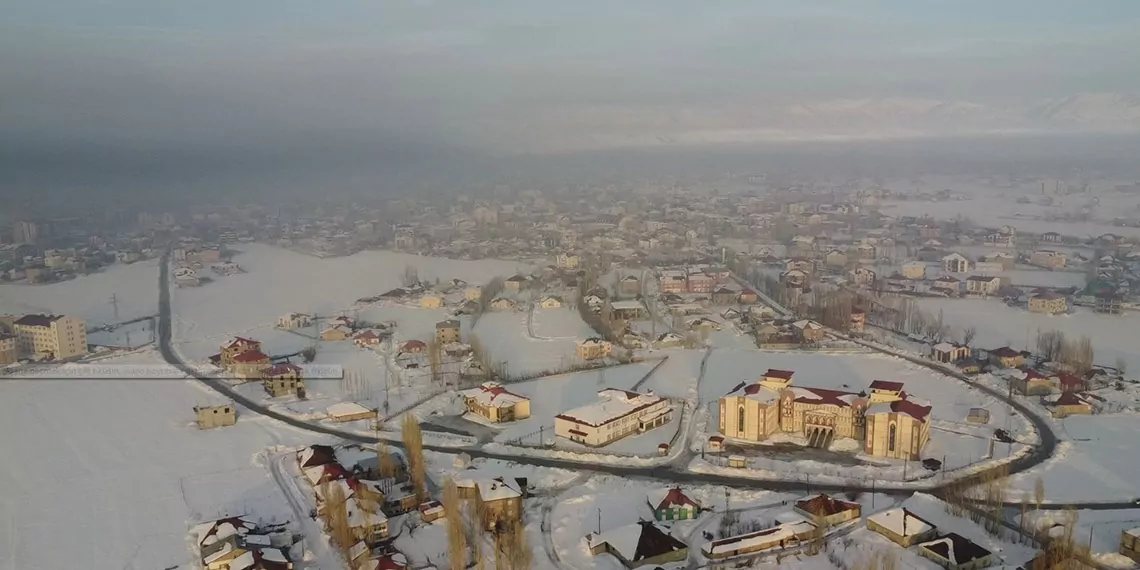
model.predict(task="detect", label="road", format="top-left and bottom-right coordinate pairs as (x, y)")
top-left (157, 253), bottom-right (1138, 508)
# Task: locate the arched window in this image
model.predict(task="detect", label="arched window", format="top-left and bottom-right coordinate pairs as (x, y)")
top-left (888, 424), bottom-right (897, 452)
top-left (737, 407), bottom-right (746, 432)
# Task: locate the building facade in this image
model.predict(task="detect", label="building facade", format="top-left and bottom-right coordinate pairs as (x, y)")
top-left (459, 382), bottom-right (531, 423)
top-left (12, 314), bottom-right (88, 360)
top-left (555, 389), bottom-right (671, 447)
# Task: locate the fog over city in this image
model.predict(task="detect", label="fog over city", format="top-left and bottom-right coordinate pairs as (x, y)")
top-left (5, 0), bottom-right (1140, 203)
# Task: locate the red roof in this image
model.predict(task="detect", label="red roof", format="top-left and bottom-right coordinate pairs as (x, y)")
top-left (764, 368), bottom-right (795, 380)
top-left (224, 336), bottom-right (260, 349)
top-left (990, 346), bottom-right (1021, 358)
top-left (355, 330), bottom-right (381, 340)
top-left (890, 398), bottom-right (932, 422)
top-left (1053, 392), bottom-right (1091, 406)
top-left (232, 350), bottom-right (270, 363)
top-left (401, 340), bottom-right (426, 350)
top-left (1057, 372), bottom-right (1085, 390)
top-left (795, 494), bottom-right (860, 516)
top-left (869, 380), bottom-right (904, 392)
top-left (654, 487), bottom-right (700, 510)
top-left (264, 363), bottom-right (301, 376)
top-left (793, 387), bottom-right (859, 407)
top-left (708, 435), bottom-right (724, 442)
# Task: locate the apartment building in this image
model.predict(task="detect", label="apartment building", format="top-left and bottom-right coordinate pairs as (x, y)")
top-left (11, 314), bottom-right (88, 360)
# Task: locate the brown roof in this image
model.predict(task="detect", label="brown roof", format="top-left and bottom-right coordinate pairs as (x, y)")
top-left (14, 314), bottom-right (63, 327)
top-left (764, 368), bottom-right (795, 380)
top-left (653, 488), bottom-right (700, 511)
top-left (869, 380), bottom-right (904, 392)
top-left (629, 521), bottom-right (688, 562)
top-left (232, 350), bottom-right (270, 363)
top-left (795, 494), bottom-right (860, 517)
top-left (990, 346), bottom-right (1021, 358)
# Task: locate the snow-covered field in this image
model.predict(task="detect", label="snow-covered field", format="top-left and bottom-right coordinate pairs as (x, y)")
top-left (1020, 508), bottom-right (1140, 568)
top-left (1008, 413), bottom-right (1140, 503)
top-left (0, 350), bottom-right (327, 570)
top-left (916, 298), bottom-right (1140, 374)
top-left (473, 311), bottom-right (588, 378)
top-left (171, 243), bottom-right (520, 350)
top-left (530, 306), bottom-right (594, 340)
top-left (0, 258), bottom-right (160, 326)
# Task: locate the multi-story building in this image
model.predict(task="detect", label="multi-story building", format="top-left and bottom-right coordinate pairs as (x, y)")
top-left (0, 332), bottom-right (17, 365)
top-left (718, 370), bottom-right (932, 460)
top-left (555, 389), bottom-right (672, 447)
top-left (459, 382), bottom-right (531, 423)
top-left (435, 319), bottom-right (461, 344)
top-left (659, 271), bottom-right (688, 294)
top-left (1028, 292), bottom-right (1068, 314)
top-left (12, 314), bottom-right (88, 360)
top-left (965, 275), bottom-right (1002, 297)
top-left (263, 363), bottom-right (304, 398)
top-left (194, 403), bottom-right (237, 429)
top-left (576, 338), bottom-right (613, 361)
top-left (941, 253), bottom-right (971, 274)
top-left (220, 337), bottom-right (263, 368)
top-left (687, 272), bottom-right (715, 294)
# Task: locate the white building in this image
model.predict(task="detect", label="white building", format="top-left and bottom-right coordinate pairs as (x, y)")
top-left (555, 389), bottom-right (671, 447)
top-left (277, 312), bottom-right (314, 330)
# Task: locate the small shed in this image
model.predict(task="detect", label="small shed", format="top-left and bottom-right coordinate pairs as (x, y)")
top-left (728, 455), bottom-right (747, 468)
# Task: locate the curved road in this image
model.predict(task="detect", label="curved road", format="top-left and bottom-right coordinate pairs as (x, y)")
top-left (158, 253), bottom-right (1133, 509)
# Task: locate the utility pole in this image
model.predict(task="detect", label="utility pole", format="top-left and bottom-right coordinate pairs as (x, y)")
top-left (110, 294), bottom-right (120, 322)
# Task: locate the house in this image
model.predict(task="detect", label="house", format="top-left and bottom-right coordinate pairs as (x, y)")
top-left (194, 403), bottom-right (237, 429)
top-left (965, 276), bottom-right (1002, 297)
top-left (917, 533), bottom-right (995, 570)
top-left (174, 267), bottom-right (201, 287)
top-left (419, 501), bottom-right (445, 523)
top-left (556, 252), bottom-right (580, 269)
top-left (326, 402), bottom-right (377, 422)
top-left (503, 275), bottom-right (528, 292)
top-left (420, 294), bottom-right (444, 308)
top-left (654, 332), bottom-right (685, 349)
top-left (989, 347), bottom-right (1025, 368)
top-left (1045, 392), bottom-right (1094, 418)
top-left (987, 226), bottom-right (1017, 248)
top-left (11, 314), bottom-right (88, 360)
top-left (902, 261), bottom-right (928, 280)
top-left (619, 275), bottom-right (642, 297)
top-left (1121, 527), bottom-right (1140, 563)
top-left (320, 325), bottom-right (352, 341)
top-left (354, 329), bottom-right (385, 347)
top-left (471, 477), bottom-right (524, 530)
top-left (0, 333), bottom-right (15, 365)
top-left (1009, 369), bottom-right (1055, 396)
top-left (707, 435), bottom-right (725, 452)
top-left (263, 363), bottom-right (304, 398)
top-left (648, 488), bottom-right (701, 521)
top-left (464, 286), bottom-right (483, 301)
top-left (459, 382), bottom-right (531, 423)
top-left (539, 295), bottom-right (564, 309)
top-left (966, 408), bottom-right (990, 424)
top-left (435, 319), bottom-right (460, 344)
top-left (576, 338), bottom-right (613, 361)
top-left (659, 271), bottom-right (688, 294)
top-left (931, 276), bottom-right (962, 296)
top-left (931, 343), bottom-right (971, 364)
top-left (793, 494), bottom-right (861, 528)
top-left (399, 340), bottom-right (427, 354)
top-left (984, 251), bottom-right (1016, 271)
top-left (1040, 231), bottom-right (1063, 244)
top-left (687, 272), bottom-right (715, 294)
top-left (942, 253), bottom-right (971, 274)
top-left (587, 521), bottom-right (689, 569)
top-left (1028, 293), bottom-right (1068, 314)
top-left (849, 267), bottom-right (877, 287)
top-left (1031, 250), bottom-right (1067, 269)
top-left (702, 519), bottom-right (818, 559)
top-left (825, 250), bottom-right (848, 267)
top-left (555, 388), bottom-right (671, 447)
top-left (849, 309), bottom-right (866, 332)
top-left (792, 320), bottom-right (825, 342)
top-left (231, 349), bottom-right (271, 380)
top-left (781, 269), bottom-right (809, 288)
top-left (277, 313), bottom-right (314, 330)
top-left (866, 508), bottom-right (938, 547)
top-left (489, 297), bottom-right (517, 311)
top-left (738, 289), bottom-right (759, 304)
top-left (711, 287), bottom-right (738, 305)
top-left (1057, 372), bottom-right (1086, 393)
top-left (610, 300), bottom-right (646, 320)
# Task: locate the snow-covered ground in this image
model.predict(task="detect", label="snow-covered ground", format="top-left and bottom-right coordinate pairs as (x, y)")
top-left (1019, 508), bottom-right (1140, 568)
top-left (916, 297), bottom-right (1140, 374)
top-left (1008, 413), bottom-right (1140, 503)
top-left (530, 305), bottom-right (595, 340)
top-left (0, 258), bottom-right (160, 326)
top-left (473, 311), bottom-right (589, 378)
top-left (0, 350), bottom-right (330, 570)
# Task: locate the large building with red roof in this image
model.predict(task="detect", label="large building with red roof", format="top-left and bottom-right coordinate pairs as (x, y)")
top-left (718, 369), bottom-right (932, 460)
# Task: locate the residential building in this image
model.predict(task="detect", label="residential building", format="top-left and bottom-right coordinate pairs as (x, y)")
top-left (277, 313), bottom-right (314, 330)
top-left (917, 533), bottom-right (995, 570)
top-left (1040, 232), bottom-right (1063, 244)
top-left (263, 363), bottom-right (304, 398)
top-left (556, 252), bottom-right (580, 269)
top-left (942, 253), bottom-right (971, 274)
top-left (587, 521), bottom-right (689, 568)
top-left (470, 477), bottom-right (523, 530)
top-left (420, 294), bottom-right (444, 308)
top-left (849, 309), bottom-right (866, 332)
top-left (12, 314), bottom-right (88, 360)
top-left (793, 494), bottom-right (861, 528)
top-left (659, 271), bottom-right (688, 294)
top-left (1121, 527), bottom-right (1140, 563)
top-left (711, 287), bottom-right (737, 305)
top-left (555, 388), bottom-right (671, 447)
top-left (849, 267), bottom-right (876, 287)
top-left (194, 403), bottom-right (237, 429)
top-left (989, 347), bottom-right (1025, 368)
top-left (792, 320), bottom-right (825, 342)
top-left (987, 226), bottom-right (1017, 248)
top-left (1009, 369), bottom-right (1055, 396)
top-left (435, 319), bottom-right (461, 344)
top-left (489, 297), bottom-right (516, 311)
top-left (965, 276), bottom-right (1002, 297)
top-left (0, 333), bottom-right (16, 365)
top-left (354, 329), bottom-right (385, 347)
top-left (220, 337), bottom-right (263, 368)
top-left (866, 508), bottom-right (938, 547)
top-left (1045, 392), bottom-right (1095, 418)
top-left (610, 300), bottom-right (645, 320)
top-left (503, 275), bottom-right (527, 292)
top-left (702, 519), bottom-right (818, 559)
top-left (781, 269), bottom-right (809, 288)
top-left (931, 276), bottom-right (962, 296)
top-left (902, 261), bottom-right (928, 280)
top-left (326, 402), bottom-right (378, 422)
top-left (1031, 250), bottom-right (1067, 269)
top-left (687, 272), bottom-right (715, 294)
top-left (648, 488), bottom-right (701, 521)
top-left (539, 296), bottom-right (563, 309)
top-left (231, 349), bottom-right (271, 380)
top-left (459, 382), bottom-right (531, 423)
top-left (619, 275), bottom-right (642, 297)
top-left (576, 338), bottom-right (613, 361)
top-left (931, 343), bottom-right (970, 364)
top-left (399, 340), bottom-right (426, 354)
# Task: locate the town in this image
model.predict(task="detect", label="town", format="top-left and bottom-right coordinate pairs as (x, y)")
top-left (4, 172), bottom-right (1140, 570)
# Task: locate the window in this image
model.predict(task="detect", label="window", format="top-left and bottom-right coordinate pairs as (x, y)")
top-left (888, 424), bottom-right (897, 452)
top-left (737, 406), bottom-right (745, 433)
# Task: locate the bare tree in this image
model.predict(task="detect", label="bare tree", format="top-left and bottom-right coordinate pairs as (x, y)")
top-left (1034, 477), bottom-right (1045, 511)
top-left (1116, 356), bottom-right (1128, 378)
top-left (402, 414), bottom-right (428, 501)
top-left (444, 480), bottom-right (468, 570)
top-left (376, 440), bottom-right (399, 479)
top-left (961, 326), bottom-right (977, 347)
top-left (322, 480), bottom-right (354, 561)
top-left (1037, 330), bottom-right (1066, 362)
top-left (428, 340), bottom-right (444, 387)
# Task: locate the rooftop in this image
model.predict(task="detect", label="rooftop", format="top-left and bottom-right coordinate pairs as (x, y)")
top-left (866, 508), bottom-right (935, 537)
top-left (556, 389), bottom-right (665, 427)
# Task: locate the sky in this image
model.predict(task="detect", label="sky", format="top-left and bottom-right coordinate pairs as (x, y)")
top-left (3, 0), bottom-right (1140, 186)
